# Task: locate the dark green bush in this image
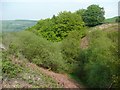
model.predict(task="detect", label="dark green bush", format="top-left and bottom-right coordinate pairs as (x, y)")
top-left (82, 4), bottom-right (105, 26)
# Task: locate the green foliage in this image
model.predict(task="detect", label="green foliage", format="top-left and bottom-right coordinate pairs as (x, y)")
top-left (61, 30), bottom-right (82, 72)
top-left (27, 11), bottom-right (85, 42)
top-left (82, 4), bottom-right (105, 26)
top-left (77, 30), bottom-right (119, 88)
top-left (3, 31), bottom-right (66, 72)
top-left (2, 51), bottom-right (23, 78)
top-left (75, 9), bottom-right (86, 17)
top-left (3, 30), bottom-right (84, 73)
top-left (2, 5), bottom-right (119, 88)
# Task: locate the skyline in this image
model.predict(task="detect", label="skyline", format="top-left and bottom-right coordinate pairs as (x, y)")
top-left (1, 0), bottom-right (119, 20)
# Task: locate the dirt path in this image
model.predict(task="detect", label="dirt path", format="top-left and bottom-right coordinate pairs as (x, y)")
top-left (80, 36), bottom-right (89, 49)
top-left (2, 56), bottom-right (83, 88)
top-left (80, 23), bottom-right (117, 49)
top-left (27, 63), bottom-right (83, 88)
top-left (39, 68), bottom-right (82, 88)
top-left (2, 44), bottom-right (84, 88)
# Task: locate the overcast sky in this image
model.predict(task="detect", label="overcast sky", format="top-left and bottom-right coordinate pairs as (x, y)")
top-left (1, 0), bottom-right (119, 20)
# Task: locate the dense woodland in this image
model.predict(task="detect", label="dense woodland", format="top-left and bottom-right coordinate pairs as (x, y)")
top-left (1, 4), bottom-right (120, 88)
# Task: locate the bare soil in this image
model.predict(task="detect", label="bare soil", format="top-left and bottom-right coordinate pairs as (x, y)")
top-left (2, 56), bottom-right (83, 88)
top-left (27, 63), bottom-right (83, 88)
top-left (80, 36), bottom-right (89, 49)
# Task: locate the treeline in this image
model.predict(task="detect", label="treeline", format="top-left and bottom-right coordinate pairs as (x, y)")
top-left (26, 4), bottom-right (105, 42)
top-left (27, 11), bottom-right (86, 42)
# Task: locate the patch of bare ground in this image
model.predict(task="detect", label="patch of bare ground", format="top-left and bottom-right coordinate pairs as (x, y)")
top-left (80, 36), bottom-right (89, 49)
top-left (27, 62), bottom-right (84, 88)
top-left (80, 23), bottom-right (117, 49)
top-left (94, 23), bottom-right (118, 30)
top-left (2, 78), bottom-right (33, 88)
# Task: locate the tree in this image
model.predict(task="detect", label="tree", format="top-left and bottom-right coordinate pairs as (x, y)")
top-left (27, 11), bottom-right (86, 42)
top-left (82, 4), bottom-right (105, 27)
top-left (75, 9), bottom-right (86, 16)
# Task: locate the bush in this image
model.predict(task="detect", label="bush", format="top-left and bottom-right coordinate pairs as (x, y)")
top-left (3, 31), bottom-right (66, 73)
top-left (77, 30), bottom-right (119, 88)
top-left (61, 30), bottom-right (82, 73)
top-left (2, 51), bottom-right (23, 78)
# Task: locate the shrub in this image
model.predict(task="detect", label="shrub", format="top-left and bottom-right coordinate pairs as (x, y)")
top-left (3, 31), bottom-right (66, 73)
top-left (2, 51), bottom-right (23, 78)
top-left (77, 30), bottom-right (119, 88)
top-left (61, 30), bottom-right (82, 73)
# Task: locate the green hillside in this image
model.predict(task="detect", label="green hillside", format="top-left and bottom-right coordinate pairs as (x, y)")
top-left (2, 20), bottom-right (37, 32)
top-left (105, 16), bottom-right (118, 23)
top-left (1, 4), bottom-right (119, 88)
top-left (2, 23), bottom-right (119, 88)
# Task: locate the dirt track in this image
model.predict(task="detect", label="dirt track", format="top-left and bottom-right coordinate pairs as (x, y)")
top-left (27, 63), bottom-right (83, 88)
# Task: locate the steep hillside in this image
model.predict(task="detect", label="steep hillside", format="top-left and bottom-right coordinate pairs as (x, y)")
top-left (1, 31), bottom-right (83, 88)
top-left (2, 50), bottom-right (61, 88)
top-left (1, 45), bottom-right (83, 88)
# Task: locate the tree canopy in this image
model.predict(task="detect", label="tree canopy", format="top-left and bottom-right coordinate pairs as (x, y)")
top-left (27, 11), bottom-right (86, 42)
top-left (82, 4), bottom-right (105, 27)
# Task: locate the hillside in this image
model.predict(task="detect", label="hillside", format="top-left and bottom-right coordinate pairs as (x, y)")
top-left (2, 20), bottom-right (37, 32)
top-left (1, 22), bottom-right (119, 88)
top-left (105, 16), bottom-right (118, 23)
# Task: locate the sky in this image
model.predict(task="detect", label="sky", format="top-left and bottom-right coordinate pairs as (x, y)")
top-left (0, 0), bottom-right (120, 20)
